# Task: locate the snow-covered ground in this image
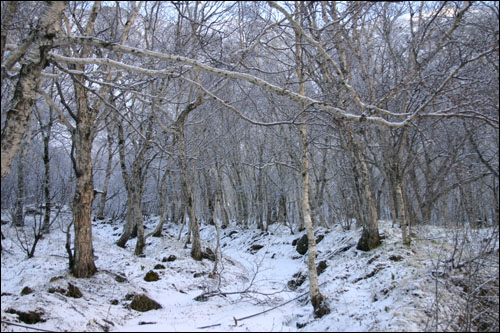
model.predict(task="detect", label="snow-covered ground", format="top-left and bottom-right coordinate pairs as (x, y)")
top-left (1, 209), bottom-right (498, 332)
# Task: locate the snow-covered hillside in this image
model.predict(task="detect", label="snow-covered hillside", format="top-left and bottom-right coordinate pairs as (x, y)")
top-left (1, 210), bottom-right (498, 332)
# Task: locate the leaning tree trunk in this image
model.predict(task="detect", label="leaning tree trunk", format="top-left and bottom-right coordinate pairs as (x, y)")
top-left (1, 1), bottom-right (66, 181)
top-left (294, 18), bottom-right (330, 317)
top-left (299, 122), bottom-right (330, 318)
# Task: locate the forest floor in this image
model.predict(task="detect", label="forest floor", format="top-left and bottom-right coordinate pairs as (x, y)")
top-left (1, 208), bottom-right (498, 332)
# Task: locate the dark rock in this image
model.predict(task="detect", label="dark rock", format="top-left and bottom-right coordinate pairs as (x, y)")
top-left (389, 255), bottom-right (403, 262)
top-left (353, 263), bottom-right (386, 283)
top-left (202, 248), bottom-right (215, 261)
top-left (296, 234), bottom-right (308, 255)
top-left (194, 294), bottom-right (208, 302)
top-left (162, 255), bottom-right (177, 262)
top-left (110, 299), bottom-right (119, 305)
top-left (367, 254), bottom-right (380, 265)
top-left (48, 287), bottom-right (66, 294)
top-left (316, 234), bottom-right (324, 244)
top-left (144, 270), bottom-right (159, 282)
top-left (249, 244), bottom-right (264, 253)
top-left (251, 244), bottom-right (264, 251)
top-left (66, 283), bottom-right (82, 298)
top-left (154, 264), bottom-right (166, 270)
top-left (316, 260), bottom-right (328, 276)
top-left (288, 272), bottom-right (307, 290)
top-left (296, 322), bottom-right (308, 329)
top-left (5, 308), bottom-right (45, 324)
top-left (193, 272), bottom-right (206, 278)
top-left (49, 275), bottom-right (64, 282)
top-left (292, 238), bottom-right (299, 246)
top-left (130, 294), bottom-right (162, 312)
top-left (115, 274), bottom-right (127, 283)
top-left (20, 286), bottom-right (34, 296)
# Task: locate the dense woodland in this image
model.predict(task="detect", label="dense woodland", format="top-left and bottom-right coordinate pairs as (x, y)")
top-left (1, 1), bottom-right (499, 329)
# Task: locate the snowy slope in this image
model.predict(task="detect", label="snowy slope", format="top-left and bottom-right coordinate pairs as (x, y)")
top-left (1, 210), bottom-right (498, 332)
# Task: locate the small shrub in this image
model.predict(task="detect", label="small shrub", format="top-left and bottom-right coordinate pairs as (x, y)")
top-left (130, 294), bottom-right (162, 312)
top-left (144, 270), bottom-right (159, 282)
top-left (5, 308), bottom-right (45, 324)
top-left (66, 283), bottom-right (82, 298)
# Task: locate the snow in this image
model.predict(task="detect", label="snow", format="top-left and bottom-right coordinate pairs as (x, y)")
top-left (1, 209), bottom-right (498, 332)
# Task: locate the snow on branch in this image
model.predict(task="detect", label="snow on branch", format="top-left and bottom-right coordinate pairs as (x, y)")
top-left (50, 35), bottom-right (496, 129)
top-left (52, 37), bottom-right (409, 128)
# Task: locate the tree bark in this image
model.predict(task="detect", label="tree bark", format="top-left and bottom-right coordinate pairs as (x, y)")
top-left (71, 93), bottom-right (97, 278)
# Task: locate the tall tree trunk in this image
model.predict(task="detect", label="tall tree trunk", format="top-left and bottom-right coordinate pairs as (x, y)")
top-left (176, 96), bottom-right (204, 261)
top-left (66, 0), bottom-right (102, 279)
top-left (256, 144), bottom-right (265, 230)
top-left (71, 94), bottom-right (97, 278)
top-left (215, 162), bottom-right (230, 228)
top-left (204, 169), bottom-right (215, 226)
top-left (294, 9), bottom-right (329, 316)
top-left (115, 112), bottom-right (152, 256)
top-left (279, 194), bottom-right (287, 225)
top-left (352, 137), bottom-right (381, 251)
top-left (13, 120), bottom-right (33, 227)
top-left (14, 143), bottom-right (28, 227)
top-left (41, 106), bottom-right (53, 233)
top-left (97, 119), bottom-right (114, 220)
top-left (396, 173), bottom-right (410, 245)
top-left (117, 190), bottom-right (138, 248)
top-left (151, 168), bottom-right (170, 237)
top-left (234, 167), bottom-right (248, 227)
top-left (300, 122), bottom-right (329, 317)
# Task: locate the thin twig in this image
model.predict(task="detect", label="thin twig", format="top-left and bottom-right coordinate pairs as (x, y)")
top-left (0, 320), bottom-right (55, 332)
